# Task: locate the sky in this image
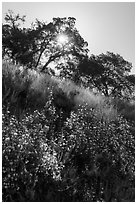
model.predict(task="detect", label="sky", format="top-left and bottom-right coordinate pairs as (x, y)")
top-left (2, 2), bottom-right (135, 73)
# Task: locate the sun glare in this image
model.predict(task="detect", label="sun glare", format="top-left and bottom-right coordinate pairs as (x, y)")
top-left (57, 34), bottom-right (68, 45)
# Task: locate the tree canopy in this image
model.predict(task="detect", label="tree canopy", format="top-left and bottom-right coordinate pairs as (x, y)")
top-left (2, 12), bottom-right (88, 74)
top-left (78, 52), bottom-right (134, 99)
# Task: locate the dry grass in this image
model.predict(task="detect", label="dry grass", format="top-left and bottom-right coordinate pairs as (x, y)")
top-left (2, 60), bottom-right (118, 122)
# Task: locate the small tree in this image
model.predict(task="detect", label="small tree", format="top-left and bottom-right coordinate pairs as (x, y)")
top-left (82, 52), bottom-right (134, 99)
top-left (2, 11), bottom-right (34, 66)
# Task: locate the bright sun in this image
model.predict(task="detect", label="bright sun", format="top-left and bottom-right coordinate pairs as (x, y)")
top-left (57, 34), bottom-right (68, 45)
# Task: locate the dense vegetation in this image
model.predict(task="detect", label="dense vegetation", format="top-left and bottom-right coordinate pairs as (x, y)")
top-left (2, 11), bottom-right (135, 202)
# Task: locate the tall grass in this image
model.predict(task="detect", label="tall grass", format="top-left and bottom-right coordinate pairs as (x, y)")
top-left (3, 61), bottom-right (134, 124)
top-left (2, 61), bottom-right (117, 122)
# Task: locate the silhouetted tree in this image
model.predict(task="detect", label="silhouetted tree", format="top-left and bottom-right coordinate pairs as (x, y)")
top-left (3, 11), bottom-right (88, 73)
top-left (83, 52), bottom-right (134, 99)
top-left (33, 17), bottom-right (88, 73)
top-left (2, 11), bottom-right (35, 66)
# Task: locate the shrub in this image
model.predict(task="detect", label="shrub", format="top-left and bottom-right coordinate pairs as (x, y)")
top-left (114, 98), bottom-right (135, 122)
top-left (2, 102), bottom-right (64, 201)
top-left (55, 105), bottom-right (135, 201)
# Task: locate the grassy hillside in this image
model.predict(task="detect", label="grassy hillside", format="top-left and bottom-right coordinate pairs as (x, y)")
top-left (3, 60), bottom-right (134, 121)
top-left (2, 61), bottom-right (135, 201)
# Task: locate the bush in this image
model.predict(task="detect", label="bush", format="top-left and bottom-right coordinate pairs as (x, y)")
top-left (55, 105), bottom-right (135, 201)
top-left (114, 98), bottom-right (135, 122)
top-left (2, 102), bottom-right (64, 201)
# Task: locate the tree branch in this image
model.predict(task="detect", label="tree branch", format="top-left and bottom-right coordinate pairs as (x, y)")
top-left (40, 50), bottom-right (71, 72)
top-left (35, 47), bottom-right (46, 68)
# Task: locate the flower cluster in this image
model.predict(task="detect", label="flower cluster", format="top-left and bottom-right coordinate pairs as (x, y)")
top-left (2, 105), bottom-right (63, 201)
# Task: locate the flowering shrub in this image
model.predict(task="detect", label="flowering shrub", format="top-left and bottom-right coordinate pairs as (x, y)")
top-left (54, 105), bottom-right (134, 201)
top-left (2, 103), bottom-right (64, 201)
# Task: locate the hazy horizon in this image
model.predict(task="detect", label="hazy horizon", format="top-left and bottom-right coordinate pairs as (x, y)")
top-left (2, 2), bottom-right (135, 73)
